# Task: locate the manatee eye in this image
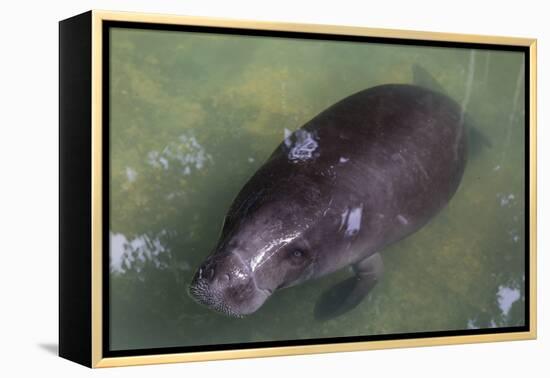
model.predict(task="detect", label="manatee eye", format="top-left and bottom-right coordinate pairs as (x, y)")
top-left (288, 249), bottom-right (307, 265)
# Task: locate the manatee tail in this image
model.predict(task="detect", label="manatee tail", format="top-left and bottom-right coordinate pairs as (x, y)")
top-left (412, 64), bottom-right (447, 95)
top-left (412, 64), bottom-right (492, 157)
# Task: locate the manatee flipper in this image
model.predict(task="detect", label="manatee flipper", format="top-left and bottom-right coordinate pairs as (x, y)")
top-left (467, 120), bottom-right (493, 154)
top-left (314, 252), bottom-right (384, 321)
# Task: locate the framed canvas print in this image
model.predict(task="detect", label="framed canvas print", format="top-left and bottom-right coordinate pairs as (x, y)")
top-left (59, 10), bottom-right (537, 368)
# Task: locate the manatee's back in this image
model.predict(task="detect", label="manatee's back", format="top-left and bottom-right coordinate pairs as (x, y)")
top-left (306, 84), bottom-right (467, 246)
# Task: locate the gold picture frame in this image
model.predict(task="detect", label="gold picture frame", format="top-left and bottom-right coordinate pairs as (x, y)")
top-left (59, 10), bottom-right (537, 368)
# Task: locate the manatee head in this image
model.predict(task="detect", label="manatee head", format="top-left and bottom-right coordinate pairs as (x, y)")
top-left (189, 177), bottom-right (325, 317)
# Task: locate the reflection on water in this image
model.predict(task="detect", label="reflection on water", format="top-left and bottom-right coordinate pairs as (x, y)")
top-left (340, 206), bottom-right (363, 237)
top-left (110, 232), bottom-right (171, 273)
top-left (497, 285), bottom-right (521, 316)
top-left (109, 28), bottom-right (526, 351)
top-left (147, 132), bottom-right (213, 175)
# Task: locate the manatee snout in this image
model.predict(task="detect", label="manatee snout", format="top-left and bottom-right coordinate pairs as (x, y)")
top-left (188, 251), bottom-right (270, 317)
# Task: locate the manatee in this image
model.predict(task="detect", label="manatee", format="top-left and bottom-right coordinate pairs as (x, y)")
top-left (189, 81), bottom-right (468, 319)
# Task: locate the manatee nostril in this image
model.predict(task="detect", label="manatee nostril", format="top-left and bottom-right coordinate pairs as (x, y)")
top-left (221, 273), bottom-right (231, 282)
top-left (206, 267), bottom-right (215, 281)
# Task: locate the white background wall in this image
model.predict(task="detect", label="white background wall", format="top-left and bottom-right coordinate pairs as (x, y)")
top-left (0, 0), bottom-right (546, 376)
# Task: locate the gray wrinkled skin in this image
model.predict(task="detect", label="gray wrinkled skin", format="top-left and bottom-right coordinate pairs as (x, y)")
top-left (189, 84), bottom-right (467, 317)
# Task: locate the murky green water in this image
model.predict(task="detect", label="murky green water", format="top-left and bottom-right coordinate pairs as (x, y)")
top-left (108, 27), bottom-right (525, 351)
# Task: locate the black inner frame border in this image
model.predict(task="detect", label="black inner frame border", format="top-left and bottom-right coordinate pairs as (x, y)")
top-left (101, 20), bottom-right (531, 358)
